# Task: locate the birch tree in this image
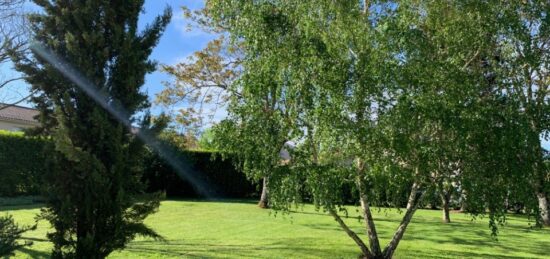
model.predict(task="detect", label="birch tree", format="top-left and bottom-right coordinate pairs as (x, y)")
top-left (206, 1), bottom-right (542, 258)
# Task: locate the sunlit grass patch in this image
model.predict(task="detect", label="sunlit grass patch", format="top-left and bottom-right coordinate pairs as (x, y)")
top-left (3, 199), bottom-right (549, 258)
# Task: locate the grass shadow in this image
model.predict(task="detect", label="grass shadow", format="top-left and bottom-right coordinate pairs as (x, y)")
top-left (124, 238), bottom-right (358, 258)
top-left (164, 198), bottom-right (258, 205)
top-left (17, 247), bottom-right (49, 259)
top-left (0, 203), bottom-right (44, 212)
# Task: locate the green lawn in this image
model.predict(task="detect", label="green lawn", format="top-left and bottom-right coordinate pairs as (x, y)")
top-left (2, 199), bottom-right (549, 258)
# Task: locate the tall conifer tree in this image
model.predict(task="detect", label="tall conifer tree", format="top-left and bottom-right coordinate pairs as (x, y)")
top-left (11, 1), bottom-right (171, 257)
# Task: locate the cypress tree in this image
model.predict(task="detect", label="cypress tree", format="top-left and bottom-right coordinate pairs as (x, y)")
top-left (10, 1), bottom-right (171, 258)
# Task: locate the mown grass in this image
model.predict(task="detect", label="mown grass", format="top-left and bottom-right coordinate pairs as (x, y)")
top-left (2, 199), bottom-right (549, 258)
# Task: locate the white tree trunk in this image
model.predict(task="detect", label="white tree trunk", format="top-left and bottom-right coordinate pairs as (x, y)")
top-left (537, 192), bottom-right (550, 226)
top-left (258, 177), bottom-right (269, 208)
top-left (383, 182), bottom-right (424, 258)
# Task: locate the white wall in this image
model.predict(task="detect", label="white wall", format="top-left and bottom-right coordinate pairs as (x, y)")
top-left (0, 120), bottom-right (36, 131)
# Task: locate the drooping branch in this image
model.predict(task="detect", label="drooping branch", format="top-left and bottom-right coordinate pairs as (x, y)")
top-left (0, 0), bottom-right (25, 14)
top-left (461, 49), bottom-right (480, 70)
top-left (0, 0), bottom-right (30, 107)
top-left (362, 0), bottom-right (370, 16)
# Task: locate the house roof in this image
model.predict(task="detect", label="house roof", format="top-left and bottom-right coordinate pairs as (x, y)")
top-left (0, 104), bottom-right (40, 125)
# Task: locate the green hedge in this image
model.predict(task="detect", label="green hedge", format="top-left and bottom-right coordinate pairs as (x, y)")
top-left (0, 130), bottom-right (456, 207)
top-left (143, 149), bottom-right (257, 198)
top-left (0, 130), bottom-right (257, 198)
top-left (0, 131), bottom-right (47, 196)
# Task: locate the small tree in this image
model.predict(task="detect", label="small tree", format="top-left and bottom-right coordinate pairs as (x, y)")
top-left (197, 127), bottom-right (216, 150)
top-left (0, 214), bottom-right (35, 257)
top-left (158, 8), bottom-right (279, 208)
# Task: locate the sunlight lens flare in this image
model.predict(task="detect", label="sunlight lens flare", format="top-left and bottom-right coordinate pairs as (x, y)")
top-left (30, 42), bottom-right (216, 199)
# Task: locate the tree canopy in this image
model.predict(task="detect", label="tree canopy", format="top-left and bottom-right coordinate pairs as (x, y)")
top-left (198, 1), bottom-right (549, 258)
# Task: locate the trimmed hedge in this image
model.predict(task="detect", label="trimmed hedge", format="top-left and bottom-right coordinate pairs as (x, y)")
top-left (143, 149), bottom-right (257, 198)
top-left (144, 150), bottom-right (258, 198)
top-left (0, 130), bottom-right (456, 207)
top-left (0, 129), bottom-right (256, 198)
top-left (0, 131), bottom-right (47, 196)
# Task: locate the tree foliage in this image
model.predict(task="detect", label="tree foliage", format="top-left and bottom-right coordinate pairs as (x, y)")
top-left (10, 1), bottom-right (171, 257)
top-left (202, 1), bottom-right (548, 258)
top-left (157, 35), bottom-right (241, 131)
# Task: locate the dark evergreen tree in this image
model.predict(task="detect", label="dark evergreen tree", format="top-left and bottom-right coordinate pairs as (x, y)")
top-left (10, 1), bottom-right (171, 258)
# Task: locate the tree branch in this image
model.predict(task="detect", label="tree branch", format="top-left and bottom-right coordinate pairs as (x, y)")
top-left (461, 49), bottom-right (480, 70)
top-left (356, 173), bottom-right (382, 255)
top-left (383, 181), bottom-right (424, 258)
top-left (0, 76), bottom-right (24, 89)
top-left (0, 90), bottom-right (35, 111)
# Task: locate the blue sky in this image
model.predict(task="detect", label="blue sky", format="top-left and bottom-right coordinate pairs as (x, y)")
top-left (138, 0), bottom-right (216, 114)
top-left (0, 0), bottom-right (215, 113)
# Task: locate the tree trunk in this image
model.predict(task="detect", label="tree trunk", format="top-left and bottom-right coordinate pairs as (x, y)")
top-left (441, 192), bottom-right (451, 223)
top-left (258, 177), bottom-right (269, 208)
top-left (76, 217), bottom-right (96, 258)
top-left (528, 121), bottom-right (549, 227)
top-left (459, 189), bottom-right (468, 213)
top-left (537, 192), bottom-right (550, 227)
top-left (357, 185), bottom-right (382, 255)
top-left (382, 181), bottom-right (424, 259)
top-left (532, 159), bottom-right (549, 226)
top-left (329, 209), bottom-right (374, 259)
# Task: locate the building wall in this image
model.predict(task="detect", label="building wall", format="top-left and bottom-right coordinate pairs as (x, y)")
top-left (0, 120), bottom-right (36, 131)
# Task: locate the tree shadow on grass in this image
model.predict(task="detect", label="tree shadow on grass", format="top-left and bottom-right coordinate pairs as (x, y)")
top-left (406, 249), bottom-right (545, 259)
top-left (21, 237), bottom-right (49, 242)
top-left (400, 223), bottom-right (550, 258)
top-left (17, 247), bottom-right (50, 259)
top-left (164, 198), bottom-right (258, 205)
top-left (0, 204), bottom-right (44, 212)
top-left (123, 238), bottom-right (358, 258)
top-left (288, 210), bottom-right (332, 217)
top-left (124, 235), bottom-right (550, 259)
top-left (295, 216), bottom-right (550, 258)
